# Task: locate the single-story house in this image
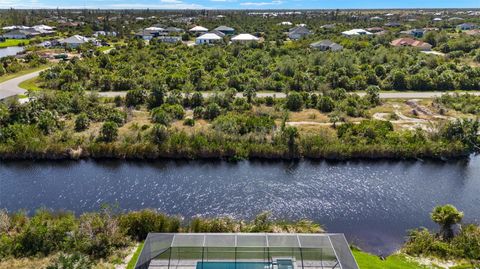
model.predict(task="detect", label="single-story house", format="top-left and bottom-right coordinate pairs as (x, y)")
top-left (214, 26), bottom-right (235, 35)
top-left (384, 22), bottom-right (401, 27)
top-left (457, 23), bottom-right (477, 31)
top-left (59, 35), bottom-right (94, 48)
top-left (400, 28), bottom-right (426, 38)
top-left (370, 16), bottom-right (383, 21)
top-left (390, 38), bottom-right (432, 51)
top-left (288, 26), bottom-right (312, 40)
top-left (433, 17), bottom-right (443, 22)
top-left (145, 26), bottom-right (165, 32)
top-left (2, 29), bottom-right (40, 39)
top-left (209, 30), bottom-right (226, 38)
top-left (164, 27), bottom-right (184, 33)
top-left (189, 26), bottom-right (209, 35)
top-left (310, 40), bottom-right (343, 51)
top-left (195, 33), bottom-right (222, 45)
top-left (157, 36), bottom-right (182, 43)
top-left (278, 21), bottom-right (293, 26)
top-left (135, 30), bottom-right (159, 40)
top-left (32, 25), bottom-right (56, 34)
top-left (341, 29), bottom-right (372, 37)
top-left (231, 33), bottom-right (259, 43)
top-left (366, 27), bottom-right (384, 33)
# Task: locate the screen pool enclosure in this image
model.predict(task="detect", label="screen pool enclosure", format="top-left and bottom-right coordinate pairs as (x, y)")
top-left (135, 233), bottom-right (359, 269)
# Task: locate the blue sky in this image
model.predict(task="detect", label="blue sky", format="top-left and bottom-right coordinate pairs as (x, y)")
top-left (0, 0), bottom-right (478, 9)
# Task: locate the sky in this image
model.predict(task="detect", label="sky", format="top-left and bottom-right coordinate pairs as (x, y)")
top-left (0, 0), bottom-right (479, 9)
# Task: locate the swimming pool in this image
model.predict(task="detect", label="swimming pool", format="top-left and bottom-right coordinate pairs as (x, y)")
top-left (196, 262), bottom-right (271, 269)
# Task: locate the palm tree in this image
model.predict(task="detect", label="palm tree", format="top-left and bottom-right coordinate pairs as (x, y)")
top-left (430, 204), bottom-right (464, 240)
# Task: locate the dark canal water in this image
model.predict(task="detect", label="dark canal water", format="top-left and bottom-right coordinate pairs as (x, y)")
top-left (1, 157), bottom-right (480, 256)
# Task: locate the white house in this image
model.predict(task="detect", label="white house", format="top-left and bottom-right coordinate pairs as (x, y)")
top-left (231, 33), bottom-right (259, 43)
top-left (195, 33), bottom-right (222, 45)
top-left (341, 29), bottom-right (373, 37)
top-left (189, 26), bottom-right (209, 35)
top-left (59, 35), bottom-right (94, 48)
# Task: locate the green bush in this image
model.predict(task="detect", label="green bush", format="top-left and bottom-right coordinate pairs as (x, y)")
top-left (99, 121), bottom-right (118, 142)
top-left (75, 113), bottom-right (90, 132)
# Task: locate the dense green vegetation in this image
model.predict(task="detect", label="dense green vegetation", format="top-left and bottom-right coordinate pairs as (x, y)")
top-left (404, 205), bottom-right (480, 266)
top-left (0, 208), bottom-right (321, 267)
top-left (39, 40), bottom-right (480, 93)
top-left (0, 86), bottom-right (478, 160)
top-left (434, 93), bottom-right (480, 115)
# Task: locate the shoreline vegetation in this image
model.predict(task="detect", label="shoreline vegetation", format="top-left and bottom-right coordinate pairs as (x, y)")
top-left (0, 206), bottom-right (478, 269)
top-left (1, 41), bottom-right (479, 161)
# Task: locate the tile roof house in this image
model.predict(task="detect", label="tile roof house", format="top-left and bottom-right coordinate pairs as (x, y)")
top-left (288, 26), bottom-right (312, 40)
top-left (390, 38), bottom-right (432, 51)
top-left (310, 40), bottom-right (343, 51)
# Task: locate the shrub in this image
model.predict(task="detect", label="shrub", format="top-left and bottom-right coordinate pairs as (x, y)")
top-left (151, 124), bottom-right (168, 144)
top-left (317, 96), bottom-right (335, 113)
top-left (125, 89), bottom-right (147, 107)
top-left (99, 121), bottom-right (118, 142)
top-left (151, 108), bottom-right (172, 126)
top-left (75, 113), bottom-right (90, 132)
top-left (204, 103), bottom-right (221, 120)
top-left (285, 92), bottom-right (303, 111)
top-left (183, 118), bottom-right (195, 126)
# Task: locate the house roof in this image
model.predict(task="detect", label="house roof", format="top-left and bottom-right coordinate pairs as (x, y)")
top-left (196, 33), bottom-right (222, 40)
top-left (311, 40), bottom-right (335, 47)
top-left (190, 26), bottom-right (208, 32)
top-left (145, 26), bottom-right (164, 31)
top-left (458, 23), bottom-right (476, 27)
top-left (342, 29), bottom-right (372, 36)
top-left (60, 35), bottom-right (90, 44)
top-left (289, 26), bottom-right (311, 35)
top-left (231, 33), bottom-right (259, 41)
top-left (164, 27), bottom-right (184, 32)
top-left (214, 25), bottom-right (234, 31)
top-left (209, 30), bottom-right (226, 37)
top-left (390, 38), bottom-right (432, 49)
top-left (310, 40), bottom-right (343, 51)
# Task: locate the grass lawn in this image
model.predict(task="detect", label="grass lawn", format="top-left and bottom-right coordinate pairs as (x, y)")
top-left (18, 77), bottom-right (43, 91)
top-left (0, 64), bottom-right (50, 83)
top-left (126, 242), bottom-right (144, 269)
top-left (353, 250), bottom-right (436, 269)
top-left (0, 39), bottom-right (30, 48)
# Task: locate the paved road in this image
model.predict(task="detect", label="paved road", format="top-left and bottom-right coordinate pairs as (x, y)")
top-left (0, 70), bottom-right (43, 100)
top-left (96, 91), bottom-right (480, 99)
top-left (3, 71), bottom-right (480, 100)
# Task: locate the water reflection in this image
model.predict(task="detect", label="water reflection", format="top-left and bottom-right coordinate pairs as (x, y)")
top-left (1, 157), bottom-right (479, 256)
